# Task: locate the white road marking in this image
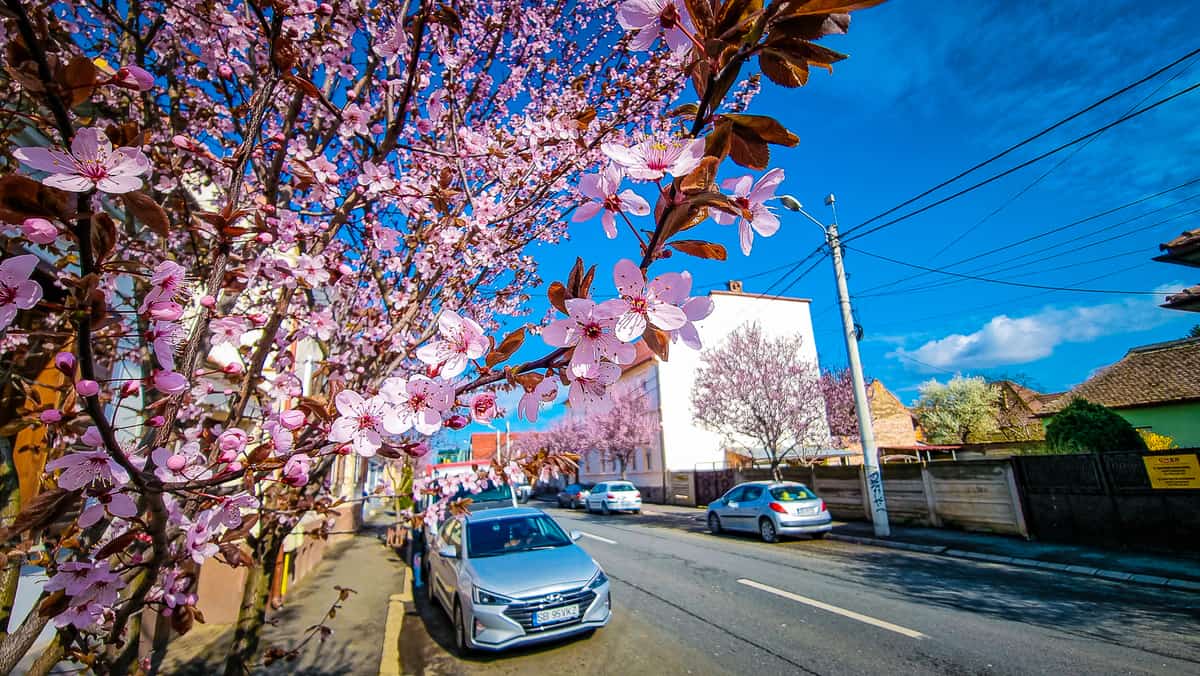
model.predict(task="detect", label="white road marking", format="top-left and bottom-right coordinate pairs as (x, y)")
top-left (579, 531), bottom-right (617, 545)
top-left (737, 578), bottom-right (927, 639)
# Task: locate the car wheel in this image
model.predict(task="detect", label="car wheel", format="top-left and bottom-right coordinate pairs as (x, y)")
top-left (632, 509), bottom-right (641, 514)
top-left (571, 499), bottom-right (580, 509)
top-left (601, 502), bottom-right (611, 516)
top-left (707, 512), bottom-right (722, 534)
top-left (425, 565), bottom-right (435, 603)
top-left (811, 531), bottom-right (827, 540)
top-left (454, 602), bottom-right (472, 656)
top-left (759, 518), bottom-right (779, 544)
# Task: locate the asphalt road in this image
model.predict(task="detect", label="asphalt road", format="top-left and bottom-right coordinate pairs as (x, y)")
top-left (399, 503), bottom-right (1200, 675)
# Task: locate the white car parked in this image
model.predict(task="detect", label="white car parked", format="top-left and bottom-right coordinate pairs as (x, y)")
top-left (584, 481), bottom-right (642, 515)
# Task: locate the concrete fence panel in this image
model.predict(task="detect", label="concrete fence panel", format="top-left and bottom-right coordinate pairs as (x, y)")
top-left (879, 463), bottom-right (932, 525)
top-left (812, 465), bottom-right (868, 520)
top-left (926, 460), bottom-right (1027, 536)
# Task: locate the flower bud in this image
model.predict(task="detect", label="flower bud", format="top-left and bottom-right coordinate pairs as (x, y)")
top-left (217, 64), bottom-right (233, 79)
top-left (115, 65), bottom-right (155, 91)
top-left (148, 415), bottom-right (166, 427)
top-left (200, 294), bottom-right (217, 308)
top-left (121, 380), bottom-right (141, 397)
top-left (279, 409), bottom-right (305, 430)
top-left (40, 409), bottom-right (62, 424)
top-left (222, 362), bottom-right (244, 375)
top-left (75, 379), bottom-right (100, 397)
top-left (445, 414), bottom-right (469, 430)
top-left (165, 454), bottom-right (188, 471)
top-left (54, 352), bottom-right (76, 374)
top-left (21, 218), bottom-right (58, 245)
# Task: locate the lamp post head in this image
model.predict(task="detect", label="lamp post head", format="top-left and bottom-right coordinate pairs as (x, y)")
top-left (778, 194), bottom-right (803, 212)
top-left (824, 193), bottom-right (836, 206)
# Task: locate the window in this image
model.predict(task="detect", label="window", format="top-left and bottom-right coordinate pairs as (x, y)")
top-left (743, 486), bottom-right (764, 501)
top-left (770, 485), bottom-right (817, 502)
top-left (609, 483), bottom-right (636, 492)
top-left (724, 487), bottom-right (746, 503)
top-left (467, 515), bottom-right (572, 558)
top-left (645, 449), bottom-right (653, 469)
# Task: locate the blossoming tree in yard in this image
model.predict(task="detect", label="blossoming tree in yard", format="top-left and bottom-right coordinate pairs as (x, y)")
top-left (0, 0), bottom-right (882, 672)
top-left (580, 387), bottom-right (660, 481)
top-left (692, 323), bottom-right (832, 479)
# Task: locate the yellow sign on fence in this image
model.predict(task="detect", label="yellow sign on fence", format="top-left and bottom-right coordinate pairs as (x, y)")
top-left (1143, 454), bottom-right (1200, 489)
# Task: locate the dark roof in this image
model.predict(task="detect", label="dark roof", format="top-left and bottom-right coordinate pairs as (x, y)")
top-left (1162, 284), bottom-right (1200, 312)
top-left (1155, 228), bottom-right (1200, 268)
top-left (1042, 337), bottom-right (1200, 412)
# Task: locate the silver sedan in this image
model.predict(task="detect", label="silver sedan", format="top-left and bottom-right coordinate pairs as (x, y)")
top-left (706, 481), bottom-right (832, 543)
top-left (425, 506), bottom-right (611, 653)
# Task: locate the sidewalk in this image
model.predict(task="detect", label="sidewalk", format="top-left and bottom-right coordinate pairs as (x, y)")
top-left (828, 521), bottom-right (1200, 591)
top-left (162, 516), bottom-right (407, 674)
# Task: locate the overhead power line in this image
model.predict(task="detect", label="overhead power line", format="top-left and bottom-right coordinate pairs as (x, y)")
top-left (844, 46), bottom-right (1200, 237)
top-left (841, 81), bottom-right (1200, 243)
top-left (853, 176), bottom-right (1200, 297)
top-left (845, 246), bottom-right (1165, 296)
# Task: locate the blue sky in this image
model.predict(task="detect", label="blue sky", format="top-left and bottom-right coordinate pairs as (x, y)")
top-left (463, 0), bottom-right (1200, 441)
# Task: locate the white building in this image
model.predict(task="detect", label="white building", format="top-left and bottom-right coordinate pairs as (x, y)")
top-left (578, 282), bottom-right (827, 502)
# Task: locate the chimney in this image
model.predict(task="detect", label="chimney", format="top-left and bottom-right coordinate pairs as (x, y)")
top-left (727, 280), bottom-right (743, 293)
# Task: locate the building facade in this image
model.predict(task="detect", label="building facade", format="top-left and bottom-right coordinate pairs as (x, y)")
top-left (577, 283), bottom-right (826, 501)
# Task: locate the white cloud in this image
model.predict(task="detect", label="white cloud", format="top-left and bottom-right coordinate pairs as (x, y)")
top-left (889, 289), bottom-right (1184, 372)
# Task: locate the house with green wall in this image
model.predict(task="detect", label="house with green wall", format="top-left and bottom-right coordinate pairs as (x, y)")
top-left (1039, 337), bottom-right (1200, 448)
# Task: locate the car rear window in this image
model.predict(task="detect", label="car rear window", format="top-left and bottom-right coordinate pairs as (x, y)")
top-left (770, 486), bottom-right (816, 501)
top-left (609, 484), bottom-right (636, 492)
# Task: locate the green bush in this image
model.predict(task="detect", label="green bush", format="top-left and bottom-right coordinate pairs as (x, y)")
top-left (1045, 398), bottom-right (1148, 454)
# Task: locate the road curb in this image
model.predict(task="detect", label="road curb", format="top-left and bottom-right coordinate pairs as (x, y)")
top-left (825, 533), bottom-right (1200, 593)
top-left (379, 581), bottom-right (412, 676)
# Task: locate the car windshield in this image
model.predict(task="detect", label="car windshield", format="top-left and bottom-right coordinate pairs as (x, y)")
top-left (453, 480), bottom-right (512, 504)
top-left (467, 515), bottom-right (573, 557)
top-left (770, 485), bottom-right (816, 501)
top-left (609, 484), bottom-right (636, 492)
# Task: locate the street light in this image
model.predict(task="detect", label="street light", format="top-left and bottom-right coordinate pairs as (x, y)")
top-left (778, 193), bottom-right (891, 537)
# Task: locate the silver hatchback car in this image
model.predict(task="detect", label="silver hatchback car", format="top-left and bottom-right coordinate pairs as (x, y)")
top-left (706, 481), bottom-right (832, 543)
top-left (425, 506), bottom-right (612, 653)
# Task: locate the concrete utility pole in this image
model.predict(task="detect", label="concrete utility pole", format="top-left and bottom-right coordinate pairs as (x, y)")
top-left (779, 194), bottom-right (891, 537)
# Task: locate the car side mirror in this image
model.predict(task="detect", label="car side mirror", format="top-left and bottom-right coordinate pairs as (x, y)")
top-left (570, 530), bottom-right (582, 541)
top-left (437, 544), bottom-right (458, 559)
top-left (727, 501), bottom-right (738, 509)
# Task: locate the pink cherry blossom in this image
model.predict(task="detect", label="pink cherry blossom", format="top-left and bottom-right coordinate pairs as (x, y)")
top-left (40, 409), bottom-right (62, 424)
top-left (568, 362), bottom-right (620, 412)
top-left (358, 160), bottom-right (397, 193)
top-left (184, 513), bottom-right (220, 564)
top-left (713, 168), bottom-right (784, 255)
top-left (148, 320), bottom-right (183, 370)
top-left (152, 443), bottom-right (210, 483)
top-left (667, 271), bottom-right (714, 349)
top-left (328, 390), bottom-right (394, 457)
top-left (415, 311), bottom-right (489, 378)
top-left (279, 409), bottom-right (306, 430)
top-left (114, 65), bottom-right (155, 91)
top-left (0, 254), bottom-right (43, 330)
top-left (295, 254), bottom-right (330, 286)
top-left (210, 316), bottom-right (250, 345)
top-left (14, 127), bottom-right (150, 194)
top-left (517, 377), bottom-right (558, 423)
top-left (282, 453), bottom-right (312, 486)
top-left (618, 0), bottom-right (694, 54)
top-left (139, 260), bottom-right (187, 314)
top-left (612, 258), bottom-right (688, 341)
top-left (382, 376), bottom-right (453, 435)
top-left (153, 370), bottom-right (189, 394)
top-left (79, 488), bottom-right (139, 528)
top-left (601, 137), bottom-right (705, 181)
top-left (45, 448), bottom-right (130, 490)
top-left (470, 391), bottom-right (498, 424)
top-left (542, 297), bottom-right (635, 369)
top-left (20, 218), bottom-right (58, 244)
top-left (571, 166), bottom-right (650, 239)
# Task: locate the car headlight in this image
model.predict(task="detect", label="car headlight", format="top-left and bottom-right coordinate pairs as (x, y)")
top-left (473, 585), bottom-right (514, 605)
top-left (586, 568), bottom-right (608, 590)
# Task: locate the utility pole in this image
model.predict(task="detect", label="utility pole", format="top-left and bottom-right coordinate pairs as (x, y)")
top-left (780, 194), bottom-right (891, 537)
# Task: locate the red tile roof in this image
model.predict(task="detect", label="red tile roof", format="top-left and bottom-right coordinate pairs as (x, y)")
top-left (469, 432), bottom-right (532, 462)
top-left (1042, 338), bottom-right (1200, 412)
top-left (1162, 284), bottom-right (1200, 312)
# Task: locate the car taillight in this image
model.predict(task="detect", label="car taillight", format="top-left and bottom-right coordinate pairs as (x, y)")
top-left (606, 493), bottom-right (615, 499)
top-left (634, 492), bottom-right (641, 498)
top-left (769, 502), bottom-right (788, 514)
top-left (819, 499), bottom-right (826, 512)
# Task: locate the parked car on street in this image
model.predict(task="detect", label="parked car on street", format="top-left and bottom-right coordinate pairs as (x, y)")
top-left (424, 506), bottom-right (611, 654)
top-left (584, 481), bottom-right (642, 514)
top-left (706, 481), bottom-right (831, 543)
top-left (556, 483), bottom-right (595, 509)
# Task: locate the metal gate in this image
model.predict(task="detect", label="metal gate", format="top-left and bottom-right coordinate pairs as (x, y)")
top-left (694, 469), bottom-right (737, 506)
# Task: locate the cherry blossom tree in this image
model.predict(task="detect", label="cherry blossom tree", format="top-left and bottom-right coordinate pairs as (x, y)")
top-left (692, 323), bottom-right (832, 479)
top-left (580, 387), bottom-right (659, 480)
top-left (820, 367), bottom-right (861, 447)
top-left (0, 0), bottom-right (882, 671)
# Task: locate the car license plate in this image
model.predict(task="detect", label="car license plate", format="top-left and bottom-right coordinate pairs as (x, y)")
top-left (794, 505), bottom-right (817, 515)
top-left (533, 604), bottom-right (579, 626)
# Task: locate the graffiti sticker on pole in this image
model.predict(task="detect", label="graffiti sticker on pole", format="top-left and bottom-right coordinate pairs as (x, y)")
top-left (1143, 454), bottom-right (1200, 489)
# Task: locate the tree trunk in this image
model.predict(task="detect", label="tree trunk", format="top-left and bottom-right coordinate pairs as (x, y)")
top-left (0, 595), bottom-right (50, 674)
top-left (26, 631), bottom-right (64, 676)
top-left (618, 458), bottom-right (627, 480)
top-left (223, 528), bottom-right (283, 676)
